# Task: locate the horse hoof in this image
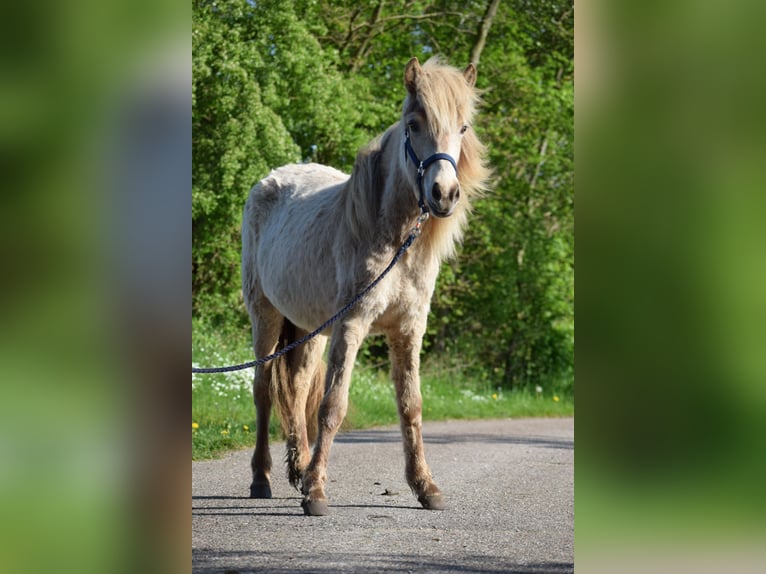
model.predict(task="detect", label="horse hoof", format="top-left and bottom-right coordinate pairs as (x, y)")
top-left (301, 498), bottom-right (330, 516)
top-left (249, 481), bottom-right (272, 499)
top-left (418, 493), bottom-right (446, 510)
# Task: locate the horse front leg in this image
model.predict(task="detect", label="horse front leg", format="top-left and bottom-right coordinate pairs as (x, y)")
top-left (388, 330), bottom-right (445, 510)
top-left (300, 320), bottom-right (366, 516)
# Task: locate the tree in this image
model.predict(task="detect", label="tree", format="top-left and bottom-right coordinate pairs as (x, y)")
top-left (446, 0), bottom-right (574, 389)
top-left (193, 0), bottom-right (299, 321)
top-left (470, 0), bottom-right (501, 65)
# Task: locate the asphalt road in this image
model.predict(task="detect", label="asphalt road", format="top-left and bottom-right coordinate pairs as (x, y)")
top-left (192, 418), bottom-right (573, 574)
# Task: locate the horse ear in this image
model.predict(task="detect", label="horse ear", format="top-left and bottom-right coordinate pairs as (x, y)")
top-left (404, 57), bottom-right (421, 94)
top-left (463, 63), bottom-right (477, 87)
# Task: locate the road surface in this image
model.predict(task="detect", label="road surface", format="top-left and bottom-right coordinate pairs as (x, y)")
top-left (192, 417), bottom-right (573, 573)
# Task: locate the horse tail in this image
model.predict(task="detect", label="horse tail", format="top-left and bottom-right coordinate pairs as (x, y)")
top-left (304, 354), bottom-right (326, 444)
top-left (271, 318), bottom-right (326, 444)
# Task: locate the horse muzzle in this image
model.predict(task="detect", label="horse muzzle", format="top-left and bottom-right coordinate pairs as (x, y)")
top-left (427, 181), bottom-right (460, 218)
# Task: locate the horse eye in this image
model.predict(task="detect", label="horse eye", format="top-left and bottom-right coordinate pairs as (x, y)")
top-left (460, 125), bottom-right (469, 135)
top-left (407, 120), bottom-right (419, 133)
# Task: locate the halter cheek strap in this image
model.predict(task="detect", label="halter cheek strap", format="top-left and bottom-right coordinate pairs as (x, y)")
top-left (404, 129), bottom-right (458, 215)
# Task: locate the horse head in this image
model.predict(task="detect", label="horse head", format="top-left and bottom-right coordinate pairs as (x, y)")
top-left (402, 57), bottom-right (478, 218)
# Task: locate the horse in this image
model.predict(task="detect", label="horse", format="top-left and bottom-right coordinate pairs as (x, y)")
top-left (241, 57), bottom-right (490, 516)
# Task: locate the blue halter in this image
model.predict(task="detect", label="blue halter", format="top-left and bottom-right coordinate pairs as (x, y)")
top-left (404, 129), bottom-right (458, 215)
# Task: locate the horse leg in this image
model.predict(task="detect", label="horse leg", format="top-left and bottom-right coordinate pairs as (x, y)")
top-left (278, 332), bottom-right (326, 490)
top-left (388, 331), bottom-right (445, 510)
top-left (247, 304), bottom-right (283, 499)
top-left (300, 320), bottom-right (366, 516)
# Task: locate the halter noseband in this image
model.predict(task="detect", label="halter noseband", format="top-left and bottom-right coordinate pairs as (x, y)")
top-left (404, 129), bottom-right (458, 215)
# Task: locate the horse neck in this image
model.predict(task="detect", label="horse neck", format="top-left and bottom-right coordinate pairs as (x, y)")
top-left (342, 124), bottom-right (414, 241)
top-left (342, 122), bottom-right (466, 266)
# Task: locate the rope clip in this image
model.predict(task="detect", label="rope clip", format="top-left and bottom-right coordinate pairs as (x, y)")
top-left (413, 210), bottom-right (430, 236)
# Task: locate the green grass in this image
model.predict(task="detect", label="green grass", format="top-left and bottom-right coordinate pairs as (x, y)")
top-left (192, 320), bottom-right (573, 460)
top-left (345, 365), bottom-right (572, 428)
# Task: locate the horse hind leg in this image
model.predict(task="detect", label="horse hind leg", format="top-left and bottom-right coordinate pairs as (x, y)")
top-left (247, 302), bottom-right (283, 499)
top-left (272, 325), bottom-right (327, 490)
top-left (388, 332), bottom-right (446, 511)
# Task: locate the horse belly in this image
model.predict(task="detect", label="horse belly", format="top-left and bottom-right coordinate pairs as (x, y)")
top-left (258, 243), bottom-right (339, 333)
top-left (250, 164), bottom-right (348, 332)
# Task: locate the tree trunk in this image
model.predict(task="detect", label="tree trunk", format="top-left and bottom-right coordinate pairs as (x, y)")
top-left (470, 0), bottom-right (501, 66)
top-left (349, 1), bottom-right (385, 72)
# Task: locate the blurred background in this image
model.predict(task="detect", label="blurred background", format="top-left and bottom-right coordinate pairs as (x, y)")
top-left (0, 0), bottom-right (763, 573)
top-left (576, 0), bottom-right (766, 571)
top-left (0, 1), bottom-right (189, 573)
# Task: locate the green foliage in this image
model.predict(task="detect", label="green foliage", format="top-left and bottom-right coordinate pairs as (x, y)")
top-left (192, 0), bottom-right (574, 390)
top-left (439, 2), bottom-right (574, 390)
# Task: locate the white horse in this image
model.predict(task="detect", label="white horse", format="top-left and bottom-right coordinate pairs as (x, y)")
top-left (241, 57), bottom-right (490, 515)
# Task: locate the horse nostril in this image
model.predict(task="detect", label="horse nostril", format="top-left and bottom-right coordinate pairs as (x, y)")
top-left (432, 182), bottom-right (442, 201)
top-left (449, 185), bottom-right (460, 202)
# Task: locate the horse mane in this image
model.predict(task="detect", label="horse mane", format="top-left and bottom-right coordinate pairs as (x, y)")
top-left (343, 128), bottom-right (391, 244)
top-left (344, 57), bottom-right (491, 258)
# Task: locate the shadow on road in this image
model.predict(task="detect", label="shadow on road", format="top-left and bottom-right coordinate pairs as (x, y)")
top-left (192, 549), bottom-right (573, 574)
top-left (335, 429), bottom-right (573, 450)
